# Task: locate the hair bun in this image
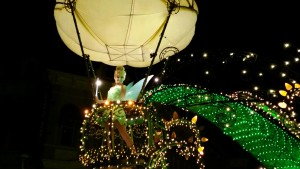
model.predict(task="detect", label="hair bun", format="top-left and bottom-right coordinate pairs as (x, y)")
top-left (116, 66), bottom-right (125, 71)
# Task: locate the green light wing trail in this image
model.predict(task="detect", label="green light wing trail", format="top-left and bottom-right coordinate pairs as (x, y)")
top-left (143, 84), bottom-right (300, 169)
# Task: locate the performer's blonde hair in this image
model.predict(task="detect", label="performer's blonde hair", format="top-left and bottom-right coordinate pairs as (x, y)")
top-left (115, 66), bottom-right (126, 78)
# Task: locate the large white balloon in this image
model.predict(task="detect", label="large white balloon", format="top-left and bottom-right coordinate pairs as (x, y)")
top-left (54, 0), bottom-right (198, 67)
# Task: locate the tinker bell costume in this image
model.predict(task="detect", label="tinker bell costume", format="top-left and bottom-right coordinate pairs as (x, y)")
top-left (96, 74), bottom-right (154, 126)
top-left (98, 85), bottom-right (127, 126)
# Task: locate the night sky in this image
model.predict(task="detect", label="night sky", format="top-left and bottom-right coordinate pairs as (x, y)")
top-left (45, 1), bottom-right (300, 90)
top-left (2, 0), bottom-right (299, 83)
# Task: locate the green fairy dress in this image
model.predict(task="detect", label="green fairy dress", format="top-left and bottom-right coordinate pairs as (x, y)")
top-left (97, 85), bottom-right (127, 126)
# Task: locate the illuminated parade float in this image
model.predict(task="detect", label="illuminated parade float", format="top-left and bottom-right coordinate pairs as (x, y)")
top-left (54, 0), bottom-right (300, 168)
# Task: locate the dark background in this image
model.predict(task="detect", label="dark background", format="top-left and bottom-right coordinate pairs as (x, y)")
top-left (2, 0), bottom-right (299, 80)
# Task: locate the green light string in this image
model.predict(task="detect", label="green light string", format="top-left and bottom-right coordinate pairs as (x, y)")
top-left (143, 84), bottom-right (300, 168)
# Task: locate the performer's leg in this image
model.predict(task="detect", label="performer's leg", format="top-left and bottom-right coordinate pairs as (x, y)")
top-left (114, 121), bottom-right (137, 155)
